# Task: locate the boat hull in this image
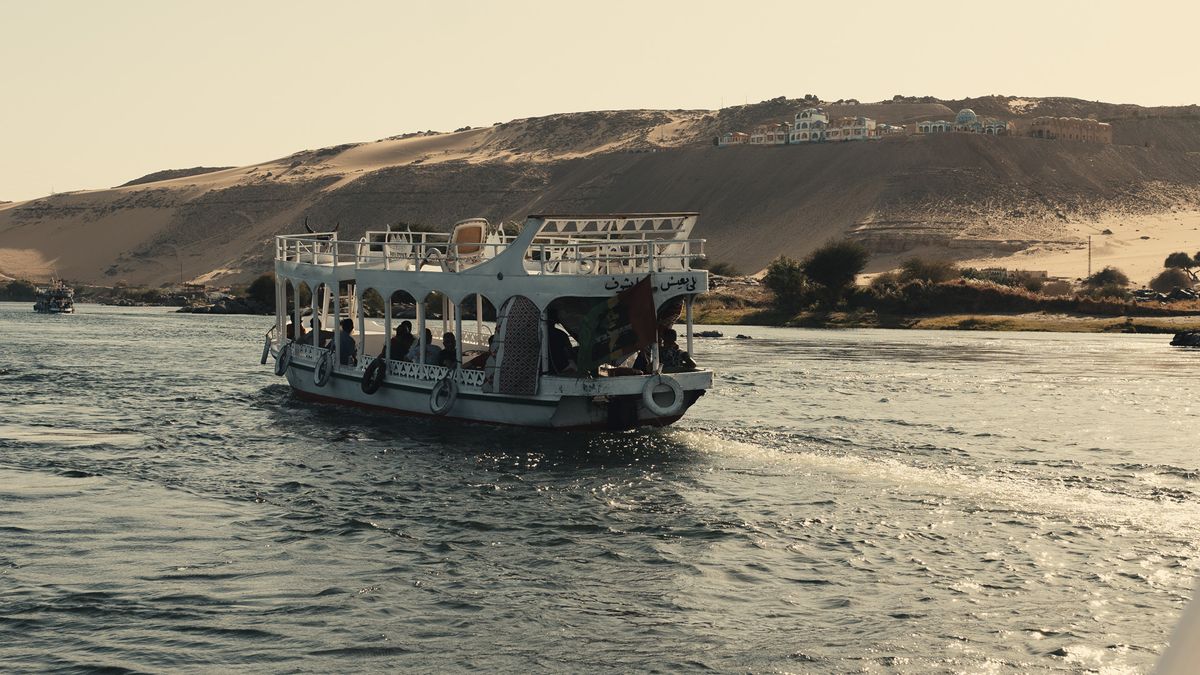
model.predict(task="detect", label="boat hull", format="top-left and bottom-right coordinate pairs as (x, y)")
top-left (281, 350), bottom-right (708, 430)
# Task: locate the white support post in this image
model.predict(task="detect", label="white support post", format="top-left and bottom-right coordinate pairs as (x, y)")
top-left (384, 297), bottom-right (392, 361)
top-left (475, 294), bottom-right (483, 340)
top-left (276, 277), bottom-right (284, 342)
top-left (685, 295), bottom-right (694, 355)
top-left (455, 302), bottom-right (464, 368)
top-left (417, 301), bottom-right (426, 365)
top-left (321, 283), bottom-right (331, 333)
top-left (310, 286), bottom-right (320, 347)
top-left (356, 285), bottom-right (365, 364)
top-left (332, 283), bottom-right (341, 366)
top-left (292, 282), bottom-right (301, 344)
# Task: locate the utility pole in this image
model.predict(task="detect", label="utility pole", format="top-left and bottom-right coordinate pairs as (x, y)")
top-left (1087, 235), bottom-right (1092, 277)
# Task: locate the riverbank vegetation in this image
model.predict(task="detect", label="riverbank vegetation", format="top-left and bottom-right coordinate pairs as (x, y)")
top-left (694, 243), bottom-right (1200, 332)
top-left (8, 249), bottom-right (1200, 333)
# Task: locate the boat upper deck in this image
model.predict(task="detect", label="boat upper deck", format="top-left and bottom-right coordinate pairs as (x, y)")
top-left (275, 213), bottom-right (705, 277)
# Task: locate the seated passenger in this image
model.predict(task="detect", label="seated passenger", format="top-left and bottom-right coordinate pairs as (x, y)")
top-left (389, 320), bottom-right (414, 361)
top-left (633, 328), bottom-right (696, 373)
top-left (324, 318), bottom-right (358, 366)
top-left (658, 328), bottom-right (696, 372)
top-left (407, 328), bottom-right (442, 364)
top-left (437, 332), bottom-right (458, 368)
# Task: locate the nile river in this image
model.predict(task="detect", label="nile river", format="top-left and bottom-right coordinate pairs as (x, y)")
top-left (1, 303), bottom-right (1197, 672)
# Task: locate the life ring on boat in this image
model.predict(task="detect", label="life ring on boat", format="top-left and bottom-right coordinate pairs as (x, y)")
top-left (274, 342), bottom-right (292, 376)
top-left (642, 374), bottom-right (684, 417)
top-left (361, 358), bottom-right (386, 395)
top-left (429, 375), bottom-right (458, 415)
top-left (260, 335), bottom-right (272, 365)
top-left (313, 350), bottom-right (333, 387)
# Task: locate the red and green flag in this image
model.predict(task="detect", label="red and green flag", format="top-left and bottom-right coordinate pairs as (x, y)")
top-left (576, 276), bottom-right (657, 373)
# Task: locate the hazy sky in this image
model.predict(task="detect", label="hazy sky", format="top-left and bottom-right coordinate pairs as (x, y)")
top-left (2, 0), bottom-right (1197, 202)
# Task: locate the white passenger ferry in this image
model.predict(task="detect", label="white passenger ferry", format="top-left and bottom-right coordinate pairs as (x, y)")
top-left (262, 213), bottom-right (713, 430)
top-left (33, 278), bottom-right (75, 314)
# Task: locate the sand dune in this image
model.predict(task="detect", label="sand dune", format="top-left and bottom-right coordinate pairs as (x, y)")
top-left (3, 95), bottom-right (1200, 286)
top-left (958, 211), bottom-right (1200, 282)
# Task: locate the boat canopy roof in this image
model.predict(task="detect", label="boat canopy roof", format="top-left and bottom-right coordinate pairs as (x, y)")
top-left (273, 213), bottom-right (708, 310)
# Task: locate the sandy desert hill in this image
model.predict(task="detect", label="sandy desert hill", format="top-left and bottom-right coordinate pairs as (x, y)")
top-left (3, 95), bottom-right (1200, 286)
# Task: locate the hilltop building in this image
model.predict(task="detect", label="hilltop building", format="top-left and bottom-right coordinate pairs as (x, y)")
top-left (918, 109), bottom-right (1011, 135)
top-left (1023, 117), bottom-right (1112, 144)
top-left (718, 104), bottom-right (1109, 150)
top-left (718, 131), bottom-right (750, 147)
top-left (917, 120), bottom-right (953, 134)
top-left (954, 108), bottom-right (983, 132)
top-left (750, 123), bottom-right (790, 145)
top-left (790, 108), bottom-right (828, 143)
top-left (719, 105), bottom-right (888, 146)
top-left (982, 120), bottom-right (1012, 135)
top-left (827, 116), bottom-right (876, 141)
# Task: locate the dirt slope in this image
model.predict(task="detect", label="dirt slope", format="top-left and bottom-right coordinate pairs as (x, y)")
top-left (3, 95), bottom-right (1200, 285)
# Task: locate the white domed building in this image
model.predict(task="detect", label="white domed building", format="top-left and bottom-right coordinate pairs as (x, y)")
top-left (918, 108), bottom-right (1011, 135)
top-left (790, 108), bottom-right (828, 143)
top-left (954, 108), bottom-right (981, 132)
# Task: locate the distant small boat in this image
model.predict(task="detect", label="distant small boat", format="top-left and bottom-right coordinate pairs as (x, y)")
top-left (33, 279), bottom-right (75, 314)
top-left (1171, 331), bottom-right (1200, 347)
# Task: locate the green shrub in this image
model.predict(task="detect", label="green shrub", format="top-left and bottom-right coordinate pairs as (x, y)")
top-left (1084, 266), bottom-right (1130, 288)
top-left (1078, 283), bottom-right (1131, 301)
top-left (802, 241), bottom-right (869, 289)
top-left (1014, 272), bottom-right (1045, 293)
top-left (246, 273), bottom-right (276, 307)
top-left (707, 261), bottom-right (743, 277)
top-left (899, 257), bottom-right (960, 283)
top-left (800, 240), bottom-right (869, 307)
top-left (763, 256), bottom-right (811, 311)
top-left (0, 279), bottom-right (38, 301)
top-left (1150, 268), bottom-right (1194, 292)
top-left (868, 271), bottom-right (902, 292)
top-left (1164, 252), bottom-right (1196, 269)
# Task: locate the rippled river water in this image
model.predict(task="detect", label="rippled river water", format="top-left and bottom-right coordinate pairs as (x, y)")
top-left (2, 302), bottom-right (1199, 672)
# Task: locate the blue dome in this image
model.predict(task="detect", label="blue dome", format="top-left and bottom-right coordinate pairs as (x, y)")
top-left (956, 108), bottom-right (978, 124)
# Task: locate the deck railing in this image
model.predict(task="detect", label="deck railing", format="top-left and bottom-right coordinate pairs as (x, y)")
top-left (288, 342), bottom-right (488, 388)
top-left (526, 238), bottom-right (705, 275)
top-left (364, 355), bottom-right (487, 387)
top-left (277, 232), bottom-right (705, 275)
